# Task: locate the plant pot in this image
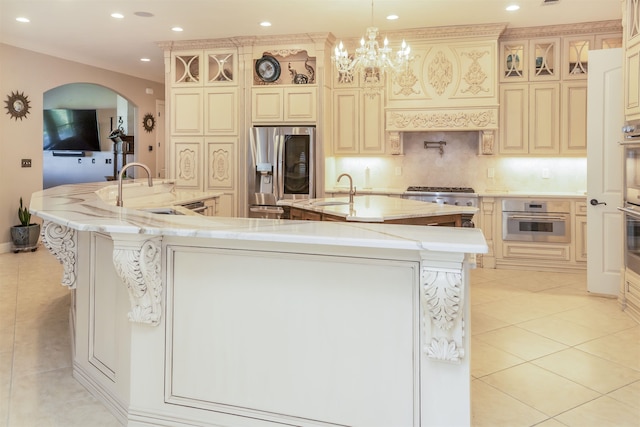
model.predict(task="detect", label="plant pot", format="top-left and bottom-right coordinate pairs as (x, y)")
top-left (10, 223), bottom-right (41, 252)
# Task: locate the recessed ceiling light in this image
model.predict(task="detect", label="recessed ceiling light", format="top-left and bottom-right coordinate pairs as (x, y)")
top-left (260, 21), bottom-right (272, 27)
top-left (506, 4), bottom-right (520, 11)
top-left (387, 14), bottom-right (399, 20)
top-left (140, 58), bottom-right (151, 62)
top-left (172, 26), bottom-right (184, 32)
top-left (134, 11), bottom-right (154, 18)
top-left (111, 12), bottom-right (124, 19)
top-left (16, 17), bottom-right (30, 23)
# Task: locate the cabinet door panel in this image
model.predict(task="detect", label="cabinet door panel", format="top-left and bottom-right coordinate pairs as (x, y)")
top-left (204, 89), bottom-right (238, 135)
top-left (625, 45), bottom-right (640, 118)
top-left (562, 83), bottom-right (587, 154)
top-left (284, 88), bottom-right (316, 122)
top-left (172, 138), bottom-right (202, 189)
top-left (172, 90), bottom-right (203, 135)
top-left (529, 83), bottom-right (560, 154)
top-left (361, 92), bottom-right (384, 154)
top-left (206, 138), bottom-right (236, 190)
top-left (252, 89), bottom-right (283, 122)
top-left (499, 84), bottom-right (528, 154)
top-left (333, 90), bottom-right (359, 154)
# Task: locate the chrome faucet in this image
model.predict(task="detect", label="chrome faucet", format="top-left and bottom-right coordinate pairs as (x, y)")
top-left (117, 162), bottom-right (153, 207)
top-left (337, 173), bottom-right (356, 204)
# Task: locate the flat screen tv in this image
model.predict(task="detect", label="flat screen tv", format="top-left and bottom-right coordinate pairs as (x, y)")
top-left (43, 109), bottom-right (101, 151)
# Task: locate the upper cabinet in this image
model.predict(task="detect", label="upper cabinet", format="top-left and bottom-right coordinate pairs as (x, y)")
top-left (251, 50), bottom-right (318, 124)
top-left (500, 38), bottom-right (560, 82)
top-left (626, 0), bottom-right (640, 120)
top-left (171, 50), bottom-right (238, 87)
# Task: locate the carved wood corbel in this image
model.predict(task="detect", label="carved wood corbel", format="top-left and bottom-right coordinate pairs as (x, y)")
top-left (41, 220), bottom-right (77, 289)
top-left (112, 236), bottom-right (163, 326)
top-left (420, 264), bottom-right (465, 363)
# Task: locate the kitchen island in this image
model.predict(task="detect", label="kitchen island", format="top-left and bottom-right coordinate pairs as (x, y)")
top-left (30, 180), bottom-right (487, 427)
top-left (283, 195), bottom-right (477, 226)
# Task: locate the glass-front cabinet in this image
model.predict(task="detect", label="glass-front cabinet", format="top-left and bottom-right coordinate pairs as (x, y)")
top-left (500, 38), bottom-right (560, 82)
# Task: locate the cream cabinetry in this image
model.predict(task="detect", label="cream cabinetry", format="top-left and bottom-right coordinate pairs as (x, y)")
top-left (625, 0), bottom-right (640, 120)
top-left (498, 23), bottom-right (621, 156)
top-left (499, 83), bottom-right (560, 154)
top-left (251, 86), bottom-right (317, 123)
top-left (623, 268), bottom-right (640, 322)
top-left (575, 201), bottom-right (588, 262)
top-left (332, 89), bottom-right (384, 155)
top-left (500, 38), bottom-right (560, 83)
top-left (168, 49), bottom-right (239, 215)
top-left (490, 197), bottom-right (586, 272)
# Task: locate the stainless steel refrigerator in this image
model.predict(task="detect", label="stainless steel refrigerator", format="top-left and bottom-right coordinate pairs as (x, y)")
top-left (248, 126), bottom-right (316, 219)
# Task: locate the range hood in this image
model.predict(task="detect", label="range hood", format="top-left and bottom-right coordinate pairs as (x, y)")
top-left (384, 23), bottom-right (504, 135)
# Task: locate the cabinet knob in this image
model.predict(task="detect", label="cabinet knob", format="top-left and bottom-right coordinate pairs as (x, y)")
top-left (590, 198), bottom-right (606, 206)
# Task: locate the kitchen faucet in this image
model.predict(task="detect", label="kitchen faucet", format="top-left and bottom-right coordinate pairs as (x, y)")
top-left (117, 162), bottom-right (153, 207)
top-left (337, 173), bottom-right (356, 204)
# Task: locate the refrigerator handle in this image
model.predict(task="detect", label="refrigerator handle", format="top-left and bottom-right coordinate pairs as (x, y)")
top-left (275, 133), bottom-right (284, 201)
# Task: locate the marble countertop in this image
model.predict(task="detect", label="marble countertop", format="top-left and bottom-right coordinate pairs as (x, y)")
top-left (282, 195), bottom-right (477, 222)
top-left (29, 181), bottom-right (488, 254)
top-left (325, 187), bottom-right (587, 198)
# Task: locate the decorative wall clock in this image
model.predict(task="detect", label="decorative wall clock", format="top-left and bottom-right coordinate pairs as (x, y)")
top-left (142, 113), bottom-right (156, 132)
top-left (255, 55), bottom-right (281, 82)
top-left (4, 91), bottom-right (30, 121)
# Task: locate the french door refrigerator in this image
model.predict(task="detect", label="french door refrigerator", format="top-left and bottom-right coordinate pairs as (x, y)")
top-left (248, 126), bottom-right (315, 219)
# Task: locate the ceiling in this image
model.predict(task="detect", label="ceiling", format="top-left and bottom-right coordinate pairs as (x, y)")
top-left (0, 0), bottom-right (624, 84)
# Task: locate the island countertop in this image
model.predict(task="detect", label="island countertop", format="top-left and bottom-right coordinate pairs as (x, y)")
top-left (30, 181), bottom-right (487, 254)
top-left (281, 195), bottom-right (478, 222)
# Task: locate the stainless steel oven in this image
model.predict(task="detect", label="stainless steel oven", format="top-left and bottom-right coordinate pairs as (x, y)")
top-left (620, 120), bottom-right (640, 274)
top-left (620, 203), bottom-right (640, 276)
top-left (502, 200), bottom-right (571, 243)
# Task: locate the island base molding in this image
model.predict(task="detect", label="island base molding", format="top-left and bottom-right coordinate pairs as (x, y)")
top-left (58, 231), bottom-right (476, 427)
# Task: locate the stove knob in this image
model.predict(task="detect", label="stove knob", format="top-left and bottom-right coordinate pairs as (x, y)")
top-left (466, 201), bottom-right (473, 206)
top-left (453, 201), bottom-right (459, 205)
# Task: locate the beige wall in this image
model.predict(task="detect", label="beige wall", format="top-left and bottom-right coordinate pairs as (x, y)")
top-left (0, 44), bottom-right (165, 249)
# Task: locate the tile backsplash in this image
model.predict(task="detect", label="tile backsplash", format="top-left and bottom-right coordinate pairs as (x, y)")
top-left (326, 131), bottom-right (587, 193)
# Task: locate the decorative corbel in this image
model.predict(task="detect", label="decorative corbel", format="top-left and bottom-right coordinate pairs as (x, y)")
top-left (420, 265), bottom-right (465, 363)
top-left (112, 236), bottom-right (163, 326)
top-left (480, 130), bottom-right (495, 155)
top-left (41, 221), bottom-right (77, 289)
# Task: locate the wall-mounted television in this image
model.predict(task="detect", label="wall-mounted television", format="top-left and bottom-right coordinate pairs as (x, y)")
top-left (43, 109), bottom-right (102, 151)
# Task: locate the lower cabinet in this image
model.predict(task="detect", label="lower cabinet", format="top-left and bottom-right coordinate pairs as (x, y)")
top-left (289, 207), bottom-right (461, 226)
top-left (623, 268), bottom-right (640, 323)
top-left (490, 197), bottom-right (586, 271)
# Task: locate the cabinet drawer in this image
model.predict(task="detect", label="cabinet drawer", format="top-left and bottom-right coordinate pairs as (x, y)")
top-left (502, 242), bottom-right (570, 261)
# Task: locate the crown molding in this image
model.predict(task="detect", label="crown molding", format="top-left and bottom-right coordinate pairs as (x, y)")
top-left (501, 20), bottom-right (622, 39)
top-left (158, 33), bottom-right (332, 51)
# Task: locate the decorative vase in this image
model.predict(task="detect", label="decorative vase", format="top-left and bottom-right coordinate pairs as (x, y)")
top-left (10, 223), bottom-right (40, 252)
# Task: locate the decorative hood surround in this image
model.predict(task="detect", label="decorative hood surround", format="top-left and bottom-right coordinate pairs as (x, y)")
top-left (383, 23), bottom-right (506, 134)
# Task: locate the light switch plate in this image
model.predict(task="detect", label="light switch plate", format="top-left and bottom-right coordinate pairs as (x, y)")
top-left (21, 159), bottom-right (31, 167)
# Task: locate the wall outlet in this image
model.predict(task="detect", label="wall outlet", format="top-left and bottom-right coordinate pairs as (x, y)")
top-left (395, 167), bottom-right (402, 176)
top-left (542, 168), bottom-right (550, 179)
top-left (21, 159), bottom-right (31, 168)
top-left (487, 167), bottom-right (495, 178)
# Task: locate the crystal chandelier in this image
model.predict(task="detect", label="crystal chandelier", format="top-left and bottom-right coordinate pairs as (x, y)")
top-left (333, 1), bottom-right (411, 85)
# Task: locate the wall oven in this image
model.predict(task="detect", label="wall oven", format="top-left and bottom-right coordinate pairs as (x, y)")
top-left (620, 120), bottom-right (640, 275)
top-left (502, 200), bottom-right (571, 243)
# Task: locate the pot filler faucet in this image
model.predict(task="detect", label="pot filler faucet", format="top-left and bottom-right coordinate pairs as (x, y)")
top-left (117, 162), bottom-right (153, 207)
top-left (337, 173), bottom-right (356, 204)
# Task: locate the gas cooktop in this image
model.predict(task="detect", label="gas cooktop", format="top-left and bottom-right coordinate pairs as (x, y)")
top-left (406, 186), bottom-right (476, 193)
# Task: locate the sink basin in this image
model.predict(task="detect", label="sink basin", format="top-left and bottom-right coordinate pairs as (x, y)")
top-left (310, 200), bottom-right (351, 207)
top-left (141, 208), bottom-right (184, 215)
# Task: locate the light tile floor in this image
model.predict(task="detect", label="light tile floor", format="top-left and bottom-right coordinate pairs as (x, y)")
top-left (1, 248), bottom-right (639, 426)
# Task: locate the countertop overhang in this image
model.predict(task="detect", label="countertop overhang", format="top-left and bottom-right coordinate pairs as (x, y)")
top-left (281, 195), bottom-right (477, 222)
top-left (30, 181), bottom-right (488, 254)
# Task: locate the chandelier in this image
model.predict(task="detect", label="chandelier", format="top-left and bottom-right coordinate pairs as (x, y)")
top-left (333, 1), bottom-right (411, 84)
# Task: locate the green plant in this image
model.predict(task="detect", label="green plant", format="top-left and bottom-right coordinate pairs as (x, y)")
top-left (18, 197), bottom-right (31, 226)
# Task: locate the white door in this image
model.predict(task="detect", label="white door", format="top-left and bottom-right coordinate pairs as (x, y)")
top-left (587, 49), bottom-right (623, 295)
top-left (156, 100), bottom-right (166, 178)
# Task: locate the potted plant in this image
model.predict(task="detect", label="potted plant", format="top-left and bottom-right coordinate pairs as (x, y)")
top-left (10, 197), bottom-right (40, 252)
